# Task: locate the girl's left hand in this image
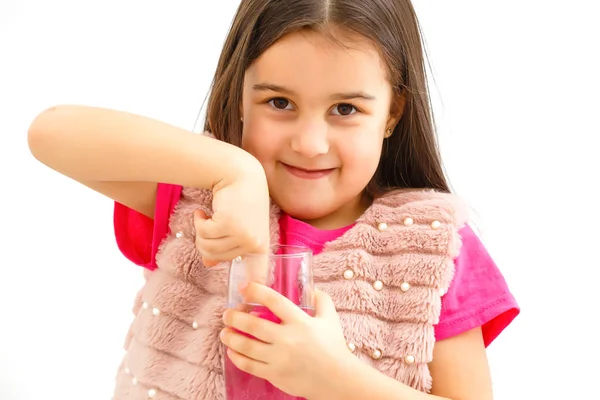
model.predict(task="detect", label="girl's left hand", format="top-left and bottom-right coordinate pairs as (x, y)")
top-left (220, 282), bottom-right (355, 399)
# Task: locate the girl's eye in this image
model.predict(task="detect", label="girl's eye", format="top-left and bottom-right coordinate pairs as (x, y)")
top-left (332, 103), bottom-right (357, 116)
top-left (267, 99), bottom-right (357, 115)
top-left (268, 98), bottom-right (292, 110)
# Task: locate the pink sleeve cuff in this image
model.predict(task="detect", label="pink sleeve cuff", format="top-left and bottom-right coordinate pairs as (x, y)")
top-left (434, 225), bottom-right (520, 345)
top-left (435, 294), bottom-right (520, 347)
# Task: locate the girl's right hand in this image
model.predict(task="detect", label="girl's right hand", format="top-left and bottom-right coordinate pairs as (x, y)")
top-left (193, 163), bottom-right (271, 267)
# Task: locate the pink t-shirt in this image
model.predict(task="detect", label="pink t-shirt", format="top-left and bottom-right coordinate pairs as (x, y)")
top-left (114, 183), bottom-right (519, 346)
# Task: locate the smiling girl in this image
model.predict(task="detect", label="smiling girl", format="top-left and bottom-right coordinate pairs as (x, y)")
top-left (28, 1), bottom-right (519, 399)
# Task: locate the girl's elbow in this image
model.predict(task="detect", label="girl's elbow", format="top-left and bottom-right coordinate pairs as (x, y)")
top-left (27, 105), bottom-right (71, 163)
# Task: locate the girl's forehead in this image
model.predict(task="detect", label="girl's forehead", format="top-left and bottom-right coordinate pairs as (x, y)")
top-left (245, 30), bottom-right (390, 95)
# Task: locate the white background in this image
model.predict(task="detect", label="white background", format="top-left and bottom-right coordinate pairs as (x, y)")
top-left (1, 1), bottom-right (599, 399)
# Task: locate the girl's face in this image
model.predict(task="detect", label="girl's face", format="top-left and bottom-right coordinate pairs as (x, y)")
top-left (241, 29), bottom-right (400, 229)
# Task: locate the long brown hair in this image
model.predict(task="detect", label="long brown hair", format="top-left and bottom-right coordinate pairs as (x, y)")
top-left (204, 0), bottom-right (450, 195)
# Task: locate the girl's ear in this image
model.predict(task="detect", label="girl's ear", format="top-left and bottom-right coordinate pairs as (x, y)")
top-left (387, 91), bottom-right (407, 129)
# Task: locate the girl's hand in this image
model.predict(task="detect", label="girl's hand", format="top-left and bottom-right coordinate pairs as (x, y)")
top-left (220, 282), bottom-right (356, 399)
top-left (193, 160), bottom-right (270, 266)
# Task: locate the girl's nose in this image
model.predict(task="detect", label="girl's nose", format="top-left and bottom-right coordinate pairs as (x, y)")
top-left (290, 121), bottom-right (330, 158)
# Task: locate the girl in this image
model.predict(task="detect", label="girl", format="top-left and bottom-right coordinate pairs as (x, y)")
top-left (27, 0), bottom-right (519, 399)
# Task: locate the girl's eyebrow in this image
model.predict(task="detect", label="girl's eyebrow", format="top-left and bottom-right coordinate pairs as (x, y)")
top-left (252, 82), bottom-right (376, 101)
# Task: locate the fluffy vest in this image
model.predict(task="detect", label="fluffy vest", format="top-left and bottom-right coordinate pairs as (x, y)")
top-left (112, 187), bottom-right (468, 399)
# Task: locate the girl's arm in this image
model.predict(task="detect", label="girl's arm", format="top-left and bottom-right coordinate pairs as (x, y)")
top-left (27, 105), bottom-right (260, 218)
top-left (318, 327), bottom-right (493, 400)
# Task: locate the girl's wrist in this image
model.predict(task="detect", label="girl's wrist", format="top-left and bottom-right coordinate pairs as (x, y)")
top-left (308, 354), bottom-right (366, 400)
top-left (310, 357), bottom-right (440, 400)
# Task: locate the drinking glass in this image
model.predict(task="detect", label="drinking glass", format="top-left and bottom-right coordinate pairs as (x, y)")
top-left (224, 245), bottom-right (314, 400)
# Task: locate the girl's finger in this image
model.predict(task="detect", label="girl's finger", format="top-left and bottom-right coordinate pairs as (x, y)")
top-left (222, 308), bottom-right (279, 344)
top-left (193, 209), bottom-right (227, 239)
top-left (196, 235), bottom-right (240, 256)
top-left (220, 327), bottom-right (274, 363)
top-left (203, 257), bottom-right (219, 267)
top-left (241, 282), bottom-right (309, 324)
top-left (237, 252), bottom-right (271, 286)
top-left (199, 245), bottom-right (243, 264)
top-left (225, 348), bottom-right (270, 382)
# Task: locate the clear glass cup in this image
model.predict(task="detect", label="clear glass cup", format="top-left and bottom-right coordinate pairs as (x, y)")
top-left (224, 245), bottom-right (314, 400)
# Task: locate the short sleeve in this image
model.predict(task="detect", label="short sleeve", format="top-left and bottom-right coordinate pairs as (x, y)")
top-left (434, 225), bottom-right (520, 347)
top-left (113, 183), bottom-right (182, 270)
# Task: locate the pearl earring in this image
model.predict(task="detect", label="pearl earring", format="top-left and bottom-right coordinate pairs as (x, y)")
top-left (386, 128), bottom-right (393, 137)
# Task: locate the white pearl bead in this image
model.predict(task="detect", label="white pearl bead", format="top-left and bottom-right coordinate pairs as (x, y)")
top-left (404, 355), bottom-right (415, 364)
top-left (403, 217), bottom-right (414, 226)
top-left (373, 280), bottom-right (384, 291)
top-left (192, 321), bottom-right (198, 329)
top-left (132, 377), bottom-right (138, 385)
top-left (142, 302), bottom-right (148, 309)
top-left (347, 342), bottom-right (356, 352)
top-left (378, 222), bottom-right (388, 231)
top-left (400, 282), bottom-right (411, 292)
top-left (343, 269), bottom-right (355, 280)
top-left (372, 349), bottom-right (382, 359)
top-left (124, 367), bottom-right (130, 374)
top-left (148, 388), bottom-right (157, 398)
top-left (175, 231), bottom-right (184, 238)
top-left (431, 220), bottom-right (441, 230)
top-left (234, 256), bottom-right (242, 262)
top-left (152, 308), bottom-right (160, 316)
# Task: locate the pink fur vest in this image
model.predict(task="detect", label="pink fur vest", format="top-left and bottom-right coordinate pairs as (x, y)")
top-left (112, 187), bottom-right (468, 399)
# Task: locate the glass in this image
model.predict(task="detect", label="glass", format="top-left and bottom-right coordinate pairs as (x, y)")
top-left (224, 245), bottom-right (315, 400)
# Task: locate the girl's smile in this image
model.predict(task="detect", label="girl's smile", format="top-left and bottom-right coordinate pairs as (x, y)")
top-left (280, 162), bottom-right (336, 180)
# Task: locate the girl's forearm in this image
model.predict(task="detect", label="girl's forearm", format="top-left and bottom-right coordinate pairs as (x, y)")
top-left (313, 359), bottom-right (451, 400)
top-left (27, 105), bottom-right (260, 189)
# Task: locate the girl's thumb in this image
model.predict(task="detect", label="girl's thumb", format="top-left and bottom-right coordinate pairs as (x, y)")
top-left (314, 289), bottom-right (337, 318)
top-left (193, 209), bottom-right (210, 233)
top-left (193, 209), bottom-right (218, 267)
